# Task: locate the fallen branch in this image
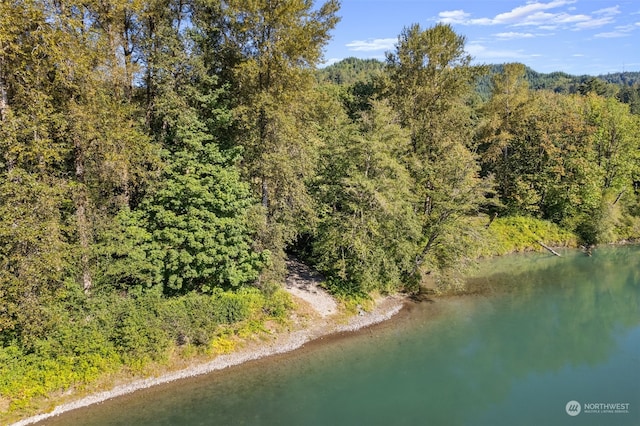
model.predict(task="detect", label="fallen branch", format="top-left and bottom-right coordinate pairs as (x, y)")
top-left (613, 190), bottom-right (625, 206)
top-left (485, 212), bottom-right (498, 228)
top-left (538, 241), bottom-right (561, 257)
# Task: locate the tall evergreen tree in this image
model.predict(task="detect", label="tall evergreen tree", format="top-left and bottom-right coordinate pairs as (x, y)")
top-left (213, 0), bottom-right (340, 267)
top-left (0, 0), bottom-right (156, 297)
top-left (96, 0), bottom-right (266, 294)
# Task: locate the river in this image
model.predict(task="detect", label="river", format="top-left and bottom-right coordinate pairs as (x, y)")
top-left (39, 246), bottom-right (640, 426)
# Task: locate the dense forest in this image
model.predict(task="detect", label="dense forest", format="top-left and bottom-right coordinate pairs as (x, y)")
top-left (319, 58), bottom-right (640, 111)
top-left (1, 0), bottom-right (639, 416)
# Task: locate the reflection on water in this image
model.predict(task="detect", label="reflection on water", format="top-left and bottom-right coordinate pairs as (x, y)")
top-left (42, 246), bottom-right (640, 426)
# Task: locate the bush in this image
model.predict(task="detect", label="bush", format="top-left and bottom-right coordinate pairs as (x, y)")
top-left (262, 288), bottom-right (293, 320)
top-left (111, 297), bottom-right (169, 364)
top-left (483, 215), bottom-right (578, 255)
top-left (0, 283), bottom-right (294, 419)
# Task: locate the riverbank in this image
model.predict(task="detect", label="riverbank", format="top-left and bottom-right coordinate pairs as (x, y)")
top-left (6, 239), bottom-right (609, 425)
top-left (11, 262), bottom-right (405, 426)
top-left (22, 245), bottom-right (640, 426)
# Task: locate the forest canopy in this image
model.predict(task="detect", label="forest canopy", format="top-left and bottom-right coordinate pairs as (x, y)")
top-left (1, 0), bottom-right (639, 414)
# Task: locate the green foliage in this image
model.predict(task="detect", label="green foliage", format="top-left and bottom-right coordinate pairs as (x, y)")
top-left (479, 65), bottom-right (640, 244)
top-left (386, 23), bottom-right (493, 284)
top-left (482, 216), bottom-right (578, 255)
top-left (0, 170), bottom-right (72, 342)
top-left (474, 65), bottom-right (640, 110)
top-left (2, 1), bottom-right (640, 420)
top-left (142, 144), bottom-right (267, 294)
top-left (313, 100), bottom-right (420, 294)
top-left (322, 278), bottom-right (372, 312)
top-left (0, 286), bottom-right (291, 414)
top-left (316, 57), bottom-right (385, 86)
top-left (616, 84), bottom-right (640, 114)
top-left (97, 142), bottom-right (267, 294)
top-left (219, 0), bottom-right (340, 260)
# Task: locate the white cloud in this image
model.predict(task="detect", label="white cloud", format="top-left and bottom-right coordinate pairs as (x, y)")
top-left (466, 42), bottom-right (539, 61)
top-left (493, 31), bottom-right (555, 40)
top-left (593, 6), bottom-right (621, 16)
top-left (574, 16), bottom-right (615, 29)
top-left (437, 1), bottom-right (620, 31)
top-left (594, 23), bottom-right (639, 38)
top-left (572, 53), bottom-right (585, 57)
top-left (438, 1), bottom-right (579, 26)
top-left (490, 0), bottom-right (577, 25)
top-left (345, 38), bottom-right (396, 52)
top-left (437, 10), bottom-right (485, 25)
top-left (511, 11), bottom-right (591, 27)
top-left (493, 32), bottom-right (535, 40)
top-left (614, 24), bottom-right (638, 32)
top-left (594, 31), bottom-right (631, 38)
top-left (438, 10), bottom-right (471, 24)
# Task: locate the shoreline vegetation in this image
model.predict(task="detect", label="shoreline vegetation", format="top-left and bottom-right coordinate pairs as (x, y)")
top-left (5, 221), bottom-right (638, 425)
top-left (8, 224), bottom-right (574, 426)
top-left (2, 1), bottom-right (639, 425)
top-left (14, 276), bottom-right (405, 426)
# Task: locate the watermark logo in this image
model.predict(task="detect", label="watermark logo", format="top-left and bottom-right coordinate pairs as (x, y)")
top-left (566, 400), bottom-right (631, 416)
top-left (566, 400), bottom-right (581, 416)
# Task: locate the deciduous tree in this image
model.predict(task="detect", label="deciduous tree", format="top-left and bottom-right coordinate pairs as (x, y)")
top-left (386, 23), bottom-right (491, 284)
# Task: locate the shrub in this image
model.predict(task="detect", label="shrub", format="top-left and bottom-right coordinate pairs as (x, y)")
top-left (483, 215), bottom-right (578, 255)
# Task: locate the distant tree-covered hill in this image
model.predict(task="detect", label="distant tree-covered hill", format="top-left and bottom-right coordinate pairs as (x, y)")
top-left (318, 58), bottom-right (640, 113)
top-left (599, 71), bottom-right (640, 86)
top-left (316, 57), bottom-right (385, 85)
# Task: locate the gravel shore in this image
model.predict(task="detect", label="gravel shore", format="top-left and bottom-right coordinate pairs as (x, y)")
top-left (13, 262), bottom-right (405, 426)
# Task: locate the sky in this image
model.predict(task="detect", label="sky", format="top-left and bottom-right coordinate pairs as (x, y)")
top-left (322, 0), bottom-right (640, 75)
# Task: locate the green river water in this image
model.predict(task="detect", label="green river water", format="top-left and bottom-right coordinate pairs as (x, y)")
top-left (41, 246), bottom-right (640, 426)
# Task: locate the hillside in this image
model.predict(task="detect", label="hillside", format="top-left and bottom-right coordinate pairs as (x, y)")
top-left (318, 58), bottom-right (640, 112)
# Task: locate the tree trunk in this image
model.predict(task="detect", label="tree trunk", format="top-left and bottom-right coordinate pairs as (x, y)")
top-left (0, 54), bottom-right (10, 173)
top-left (486, 212), bottom-right (498, 228)
top-left (0, 43), bottom-right (8, 126)
top-left (74, 140), bottom-right (93, 292)
top-left (0, 63), bottom-right (7, 122)
top-left (261, 176), bottom-right (269, 209)
top-left (413, 230), bottom-right (439, 275)
top-left (76, 199), bottom-right (93, 292)
top-left (613, 190), bottom-right (625, 206)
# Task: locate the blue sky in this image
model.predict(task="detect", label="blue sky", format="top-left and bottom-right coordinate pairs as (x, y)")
top-left (322, 0), bottom-right (640, 75)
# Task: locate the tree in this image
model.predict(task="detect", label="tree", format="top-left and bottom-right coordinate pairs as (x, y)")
top-left (0, 0), bottom-right (75, 336)
top-left (585, 95), bottom-right (639, 193)
top-left (480, 84), bottom-right (598, 220)
top-left (82, 0), bottom-right (145, 100)
top-left (103, 140), bottom-right (267, 295)
top-left (477, 63), bottom-right (530, 203)
top-left (94, 0), bottom-right (266, 294)
top-left (313, 100), bottom-right (420, 294)
top-left (616, 84), bottom-right (640, 115)
top-left (579, 94), bottom-right (640, 242)
top-left (0, 0), bottom-right (157, 297)
top-left (578, 77), bottom-right (611, 97)
top-left (386, 23), bottom-right (491, 285)
top-left (216, 0), bottom-right (340, 264)
top-left (478, 67), bottom-right (640, 244)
